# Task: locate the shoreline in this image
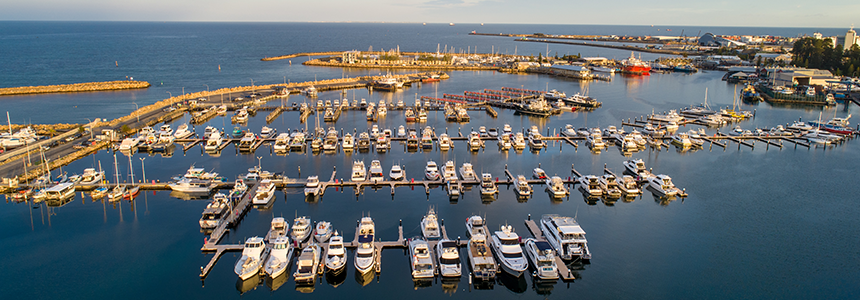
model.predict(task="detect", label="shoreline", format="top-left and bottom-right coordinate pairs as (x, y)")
top-left (0, 80), bottom-right (151, 96)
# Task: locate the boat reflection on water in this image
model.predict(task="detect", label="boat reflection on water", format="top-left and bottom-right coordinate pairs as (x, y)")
top-left (621, 194), bottom-right (638, 203)
top-left (295, 281), bottom-right (315, 294)
top-left (497, 270), bottom-right (527, 293)
top-left (601, 197), bottom-right (617, 207)
top-left (580, 190), bottom-right (600, 206)
top-left (265, 271), bottom-right (289, 291)
top-left (325, 269), bottom-right (347, 288)
top-left (169, 190), bottom-right (211, 201)
top-left (46, 196), bottom-right (75, 207)
top-left (651, 191), bottom-right (678, 206)
top-left (412, 277), bottom-right (433, 290)
top-left (235, 273), bottom-right (261, 295)
top-left (354, 268), bottom-right (374, 286)
top-left (441, 277), bottom-right (459, 295)
top-left (531, 277), bottom-right (558, 295)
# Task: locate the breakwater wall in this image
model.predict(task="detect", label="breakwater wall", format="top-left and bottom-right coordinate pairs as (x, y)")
top-left (516, 38), bottom-right (691, 56)
top-left (303, 59), bottom-right (500, 71)
top-left (262, 51), bottom-right (519, 62)
top-left (0, 80), bottom-right (151, 96)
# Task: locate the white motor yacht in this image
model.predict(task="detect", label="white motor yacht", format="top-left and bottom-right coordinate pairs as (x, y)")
top-left (513, 132), bottom-right (527, 150)
top-left (648, 174), bottom-right (680, 197)
top-left (199, 193), bottom-right (231, 229)
top-left (599, 174), bottom-right (623, 199)
top-left (424, 161), bottom-right (440, 180)
top-left (586, 132), bottom-right (605, 150)
top-left (467, 233), bottom-right (497, 281)
top-left (436, 239), bottom-right (462, 278)
top-left (623, 159), bottom-right (649, 179)
top-left (173, 123), bottom-right (193, 139)
top-left (577, 175), bottom-right (603, 197)
top-left (264, 236), bottom-right (294, 278)
top-left (325, 232), bottom-right (347, 274)
top-left (204, 132), bottom-right (223, 152)
top-left (252, 179), bottom-right (276, 205)
top-left (540, 214), bottom-right (591, 261)
top-left (291, 216), bottom-right (312, 243)
top-left (354, 217), bottom-right (376, 274)
top-left (408, 237), bottom-right (436, 279)
top-left (304, 176), bottom-right (320, 197)
top-left (438, 133), bottom-right (452, 150)
top-left (351, 160), bottom-right (366, 182)
top-left (273, 133), bottom-right (290, 152)
top-left (314, 220), bottom-right (333, 243)
top-left (421, 207), bottom-right (441, 239)
top-left (79, 168), bottom-right (104, 185)
top-left (524, 238), bottom-right (559, 280)
top-left (234, 236), bottom-right (267, 280)
top-left (442, 161), bottom-right (457, 182)
top-left (497, 133), bottom-right (512, 150)
top-left (513, 175), bottom-right (532, 197)
top-left (293, 243), bottom-right (321, 283)
top-left (532, 167), bottom-right (548, 180)
top-left (466, 215), bottom-right (488, 237)
top-left (168, 177), bottom-right (212, 193)
top-left (369, 160), bottom-right (384, 181)
top-left (545, 176), bottom-right (568, 198)
top-left (266, 217), bottom-right (288, 242)
top-left (562, 124), bottom-right (578, 137)
top-left (480, 173), bottom-right (498, 196)
top-left (671, 132), bottom-right (693, 148)
top-left (389, 164), bottom-right (404, 181)
top-left (620, 175), bottom-right (641, 196)
top-left (342, 133), bottom-right (354, 151)
top-left (491, 224), bottom-right (528, 276)
top-left (459, 162), bottom-right (478, 181)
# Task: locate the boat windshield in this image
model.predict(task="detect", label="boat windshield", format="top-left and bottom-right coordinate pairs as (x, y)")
top-left (502, 252), bottom-right (523, 258)
top-left (440, 257), bottom-right (460, 265)
top-left (357, 252), bottom-right (373, 258)
top-left (273, 243), bottom-right (287, 250)
top-left (500, 238), bottom-right (519, 245)
top-left (329, 244), bottom-right (342, 250)
top-left (414, 263), bottom-right (433, 271)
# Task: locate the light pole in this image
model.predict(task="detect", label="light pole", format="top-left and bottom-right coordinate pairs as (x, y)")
top-left (139, 157), bottom-right (146, 183)
top-left (166, 91), bottom-right (172, 99)
top-left (204, 84), bottom-right (209, 94)
top-left (250, 79), bottom-right (255, 94)
top-left (85, 118), bottom-right (94, 140)
top-left (132, 102), bottom-right (140, 123)
top-left (256, 156), bottom-right (262, 169)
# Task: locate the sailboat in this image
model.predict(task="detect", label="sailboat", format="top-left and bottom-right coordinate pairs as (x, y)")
top-left (123, 155), bottom-right (140, 200)
top-left (108, 153), bottom-right (125, 202)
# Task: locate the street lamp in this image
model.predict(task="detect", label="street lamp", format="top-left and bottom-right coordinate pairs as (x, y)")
top-left (204, 84), bottom-right (209, 93)
top-left (257, 156), bottom-right (262, 169)
top-left (132, 102), bottom-right (140, 123)
top-left (139, 157), bottom-right (146, 183)
top-left (250, 79), bottom-right (255, 94)
top-left (85, 118), bottom-right (94, 140)
top-left (166, 91), bottom-right (172, 99)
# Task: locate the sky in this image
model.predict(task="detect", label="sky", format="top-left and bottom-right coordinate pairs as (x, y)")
top-left (1, 0), bottom-right (858, 28)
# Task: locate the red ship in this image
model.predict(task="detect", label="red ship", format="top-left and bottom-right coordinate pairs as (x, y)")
top-left (621, 52), bottom-right (651, 74)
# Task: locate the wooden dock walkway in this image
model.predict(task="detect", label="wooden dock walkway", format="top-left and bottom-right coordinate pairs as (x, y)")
top-left (199, 183), bottom-right (257, 278)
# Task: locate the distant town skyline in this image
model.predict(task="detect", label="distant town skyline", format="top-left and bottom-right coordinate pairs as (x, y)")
top-left (0, 0), bottom-right (857, 28)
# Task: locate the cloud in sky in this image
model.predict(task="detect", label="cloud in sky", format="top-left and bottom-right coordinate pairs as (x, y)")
top-left (0, 0), bottom-right (856, 28)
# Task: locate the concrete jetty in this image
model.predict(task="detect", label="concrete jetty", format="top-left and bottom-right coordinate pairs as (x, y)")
top-left (0, 80), bottom-right (150, 96)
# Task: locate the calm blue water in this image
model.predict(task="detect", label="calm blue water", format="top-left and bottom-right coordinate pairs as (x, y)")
top-left (1, 22), bottom-right (859, 300)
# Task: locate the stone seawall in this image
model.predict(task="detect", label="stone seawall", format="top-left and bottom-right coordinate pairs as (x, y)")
top-left (0, 81), bottom-right (151, 96)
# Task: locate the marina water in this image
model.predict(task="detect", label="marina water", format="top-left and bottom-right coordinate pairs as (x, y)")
top-left (1, 22), bottom-right (859, 299)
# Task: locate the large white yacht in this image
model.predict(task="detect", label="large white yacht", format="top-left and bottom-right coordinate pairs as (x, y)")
top-left (436, 239), bottom-right (462, 278)
top-left (599, 174), bottom-right (623, 199)
top-left (545, 176), bottom-right (568, 198)
top-left (480, 173), bottom-right (498, 196)
top-left (389, 163), bottom-right (404, 181)
top-left (442, 160), bottom-right (457, 182)
top-left (252, 179), bottom-right (276, 205)
top-left (513, 175), bottom-right (532, 197)
top-left (263, 236), bottom-right (294, 278)
top-left (623, 158), bottom-right (649, 179)
top-left (524, 238), bottom-right (559, 280)
top-left (325, 232), bottom-right (347, 274)
top-left (304, 176), bottom-right (320, 197)
top-left (293, 243), bottom-right (321, 283)
top-left (369, 160), bottom-right (384, 181)
top-left (490, 224), bottom-right (528, 276)
top-left (648, 174), bottom-right (680, 197)
top-left (424, 161), bottom-right (440, 180)
top-left (273, 133), bottom-right (290, 152)
top-left (234, 237), bottom-right (267, 280)
top-left (459, 162), bottom-right (478, 181)
top-left (408, 237), bottom-right (436, 279)
top-left (351, 160), bottom-right (366, 182)
top-left (291, 216), bottom-right (312, 243)
top-left (313, 220), bottom-right (332, 243)
top-left (420, 207), bottom-right (441, 239)
top-left (467, 233), bottom-right (497, 281)
top-left (540, 214), bottom-right (591, 261)
top-left (199, 193), bottom-right (231, 229)
top-left (354, 217), bottom-right (376, 274)
top-left (577, 175), bottom-right (603, 197)
top-left (466, 215), bottom-right (488, 237)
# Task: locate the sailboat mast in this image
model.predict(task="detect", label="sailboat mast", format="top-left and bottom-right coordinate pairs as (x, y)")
top-left (113, 153), bottom-right (120, 185)
top-left (128, 155), bottom-right (134, 184)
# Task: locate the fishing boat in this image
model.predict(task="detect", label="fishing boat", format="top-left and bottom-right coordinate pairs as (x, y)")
top-left (513, 175), bottom-right (532, 197)
top-left (621, 51), bottom-right (652, 74)
top-left (480, 173), bottom-right (498, 196)
top-left (199, 194), bottom-right (231, 229)
top-left (523, 238), bottom-right (559, 280)
top-left (599, 174), bottom-right (623, 199)
top-left (252, 179), bottom-right (276, 205)
top-left (436, 239), bottom-right (462, 277)
top-left (741, 84), bottom-right (762, 102)
top-left (545, 176), bottom-right (568, 198)
top-left (389, 163), bottom-right (404, 181)
top-left (293, 243), bottom-right (321, 283)
top-left (577, 175), bottom-right (603, 197)
top-left (314, 220), bottom-right (333, 243)
top-left (490, 224), bottom-right (528, 276)
top-left (304, 176), bottom-right (320, 197)
top-left (351, 160), bottom-right (366, 182)
top-left (515, 96), bottom-right (554, 117)
top-left (647, 174), bottom-right (680, 197)
top-left (459, 162), bottom-right (478, 181)
top-left (467, 233), bottom-right (497, 281)
top-left (543, 89), bottom-right (567, 101)
top-left (372, 76), bottom-right (399, 91)
top-left (425, 161), bottom-right (441, 180)
top-left (421, 207), bottom-right (441, 239)
top-left (291, 216), bottom-right (312, 243)
top-left (539, 214), bottom-right (591, 261)
top-left (234, 236), bottom-right (267, 280)
top-left (408, 237), bottom-right (436, 279)
top-left (354, 217), bottom-right (376, 274)
top-left (264, 236), bottom-right (294, 278)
